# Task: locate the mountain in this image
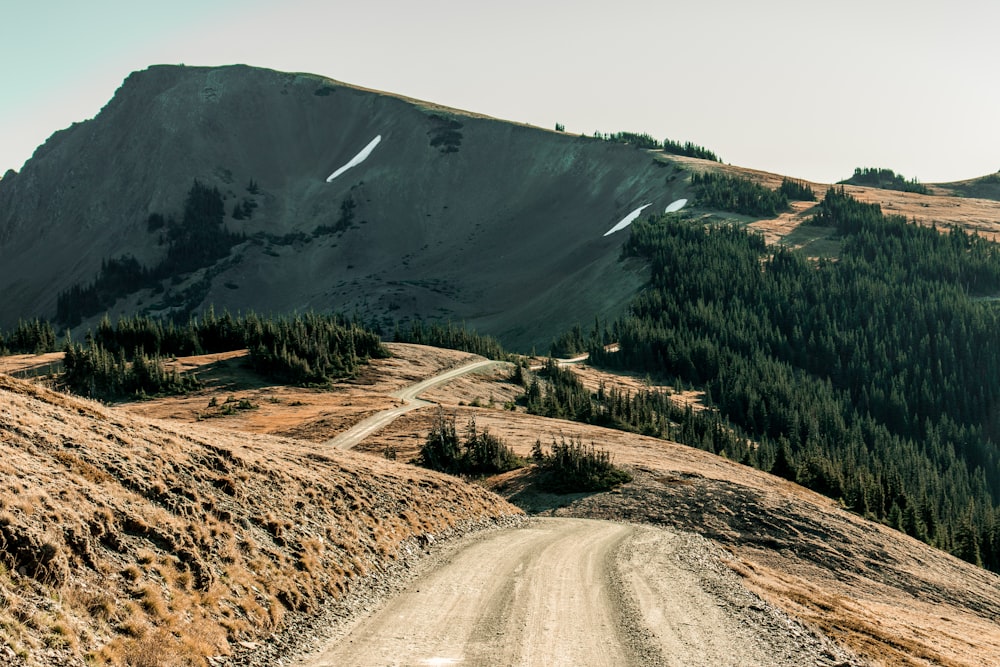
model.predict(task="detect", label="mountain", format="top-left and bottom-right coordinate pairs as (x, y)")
top-left (0, 64), bottom-right (691, 350)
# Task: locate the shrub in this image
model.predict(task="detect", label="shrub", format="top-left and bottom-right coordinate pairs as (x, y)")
top-left (419, 411), bottom-right (524, 476)
top-left (533, 435), bottom-right (631, 493)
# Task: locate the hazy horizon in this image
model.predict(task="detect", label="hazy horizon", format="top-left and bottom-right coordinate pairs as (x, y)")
top-left (2, 0), bottom-right (998, 184)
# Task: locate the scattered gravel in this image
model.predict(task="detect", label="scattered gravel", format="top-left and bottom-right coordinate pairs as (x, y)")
top-left (225, 514), bottom-right (524, 666)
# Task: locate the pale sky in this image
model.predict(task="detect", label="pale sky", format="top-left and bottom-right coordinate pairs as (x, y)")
top-left (2, 0), bottom-right (998, 184)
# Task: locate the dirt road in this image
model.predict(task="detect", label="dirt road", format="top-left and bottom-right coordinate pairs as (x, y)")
top-left (298, 518), bottom-right (852, 667)
top-left (325, 359), bottom-right (501, 450)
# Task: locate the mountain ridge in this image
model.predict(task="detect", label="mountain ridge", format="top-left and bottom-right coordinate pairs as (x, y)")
top-left (0, 64), bottom-right (688, 350)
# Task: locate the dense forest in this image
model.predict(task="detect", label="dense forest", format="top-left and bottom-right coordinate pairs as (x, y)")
top-left (3, 309), bottom-right (388, 399)
top-left (394, 320), bottom-right (509, 361)
top-left (557, 189), bottom-right (1000, 570)
top-left (691, 172), bottom-right (790, 216)
top-left (0, 318), bottom-right (58, 355)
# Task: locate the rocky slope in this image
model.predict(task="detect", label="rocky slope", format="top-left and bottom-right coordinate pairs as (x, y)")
top-left (0, 64), bottom-right (688, 349)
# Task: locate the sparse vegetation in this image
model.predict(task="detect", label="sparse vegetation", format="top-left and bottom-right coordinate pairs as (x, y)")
top-left (419, 410), bottom-right (524, 475)
top-left (427, 115), bottom-right (463, 154)
top-left (594, 130), bottom-right (661, 150)
top-left (55, 181), bottom-right (244, 328)
top-left (662, 138), bottom-right (721, 162)
top-left (0, 372), bottom-right (518, 666)
top-left (532, 435), bottom-right (632, 493)
top-left (311, 196), bottom-right (357, 236)
top-left (588, 130), bottom-right (721, 162)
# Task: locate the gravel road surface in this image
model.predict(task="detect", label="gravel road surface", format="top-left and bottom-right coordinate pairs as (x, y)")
top-left (298, 518), bottom-right (857, 667)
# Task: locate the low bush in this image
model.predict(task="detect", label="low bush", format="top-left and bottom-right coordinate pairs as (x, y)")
top-left (532, 435), bottom-right (631, 493)
top-left (419, 411), bottom-right (524, 476)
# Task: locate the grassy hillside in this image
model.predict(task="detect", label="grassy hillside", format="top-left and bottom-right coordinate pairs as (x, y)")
top-left (0, 373), bottom-right (520, 666)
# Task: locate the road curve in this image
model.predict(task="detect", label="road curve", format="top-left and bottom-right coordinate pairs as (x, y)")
top-left (325, 359), bottom-right (502, 450)
top-left (295, 517), bottom-right (827, 667)
top-left (299, 518), bottom-right (654, 666)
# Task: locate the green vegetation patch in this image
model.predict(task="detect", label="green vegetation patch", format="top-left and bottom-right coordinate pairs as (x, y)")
top-left (48, 309), bottom-right (388, 399)
top-left (427, 115), bottom-right (463, 154)
top-left (531, 435), bottom-right (632, 494)
top-left (691, 172), bottom-right (789, 216)
top-left (589, 130), bottom-right (721, 162)
top-left (839, 167), bottom-right (929, 194)
top-left (420, 411), bottom-right (524, 476)
top-left (394, 320), bottom-right (509, 361)
top-left (567, 189), bottom-right (1000, 570)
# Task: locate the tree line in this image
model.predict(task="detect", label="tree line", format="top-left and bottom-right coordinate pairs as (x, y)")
top-left (840, 167), bottom-right (929, 195)
top-left (517, 359), bottom-right (750, 462)
top-left (2, 309), bottom-right (389, 400)
top-left (690, 172), bottom-right (790, 216)
top-left (55, 180), bottom-right (244, 328)
top-left (0, 318), bottom-right (58, 355)
top-left (394, 320), bottom-right (510, 361)
top-left (553, 189), bottom-right (1000, 570)
top-left (588, 130), bottom-right (721, 162)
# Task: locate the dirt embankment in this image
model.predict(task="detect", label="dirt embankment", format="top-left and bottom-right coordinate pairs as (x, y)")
top-left (0, 371), bottom-right (520, 666)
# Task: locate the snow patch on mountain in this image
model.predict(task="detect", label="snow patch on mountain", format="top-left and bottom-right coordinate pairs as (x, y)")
top-left (327, 135), bottom-right (382, 182)
top-left (603, 203), bottom-right (652, 237)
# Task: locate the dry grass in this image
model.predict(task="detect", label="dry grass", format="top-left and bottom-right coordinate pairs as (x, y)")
top-left (0, 362), bottom-right (520, 666)
top-left (4, 343), bottom-right (999, 666)
top-left (667, 154), bottom-right (1000, 245)
top-left (341, 358), bottom-right (999, 667)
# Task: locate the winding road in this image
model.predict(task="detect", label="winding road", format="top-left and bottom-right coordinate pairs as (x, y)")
top-left (299, 518), bottom-right (829, 667)
top-left (304, 355), bottom-right (846, 667)
top-left (325, 359), bottom-right (501, 450)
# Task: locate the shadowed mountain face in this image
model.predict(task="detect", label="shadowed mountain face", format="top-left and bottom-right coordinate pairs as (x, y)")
top-left (0, 65), bottom-right (688, 350)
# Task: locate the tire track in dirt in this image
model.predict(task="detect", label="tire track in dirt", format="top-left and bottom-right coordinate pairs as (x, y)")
top-left (299, 518), bottom-right (649, 666)
top-left (296, 517), bottom-right (854, 667)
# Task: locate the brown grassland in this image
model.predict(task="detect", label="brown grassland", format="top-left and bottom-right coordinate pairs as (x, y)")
top-left (3, 343), bottom-right (1000, 666)
top-left (666, 155), bottom-right (1000, 247)
top-left (0, 348), bottom-right (519, 666)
